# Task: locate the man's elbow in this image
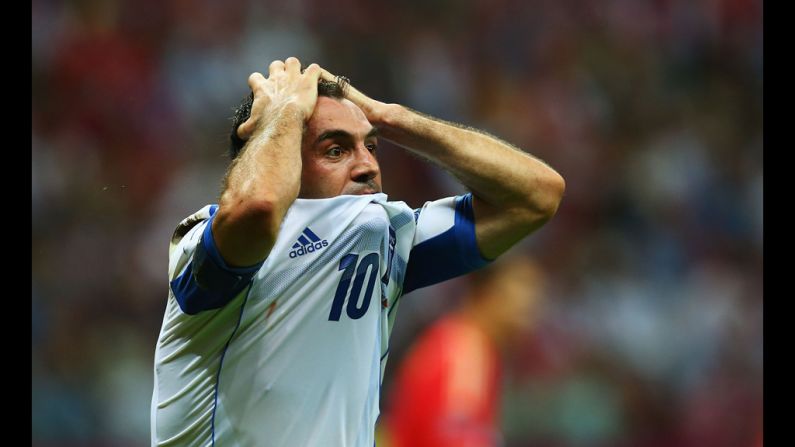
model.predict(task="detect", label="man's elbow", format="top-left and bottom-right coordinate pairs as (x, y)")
top-left (216, 193), bottom-right (284, 238)
top-left (530, 171), bottom-right (565, 219)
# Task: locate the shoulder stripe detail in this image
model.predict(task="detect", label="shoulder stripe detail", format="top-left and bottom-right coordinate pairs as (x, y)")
top-left (402, 194), bottom-right (491, 294)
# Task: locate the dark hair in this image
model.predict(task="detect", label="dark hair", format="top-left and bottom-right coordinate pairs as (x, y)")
top-left (228, 75), bottom-right (349, 159)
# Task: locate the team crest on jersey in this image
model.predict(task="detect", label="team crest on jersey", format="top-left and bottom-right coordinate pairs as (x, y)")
top-left (289, 227), bottom-right (329, 258)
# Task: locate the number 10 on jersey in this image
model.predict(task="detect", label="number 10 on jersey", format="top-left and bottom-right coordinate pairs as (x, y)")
top-left (328, 253), bottom-right (380, 321)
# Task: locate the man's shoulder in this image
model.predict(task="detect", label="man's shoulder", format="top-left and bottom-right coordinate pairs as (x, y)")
top-left (171, 204), bottom-right (217, 244)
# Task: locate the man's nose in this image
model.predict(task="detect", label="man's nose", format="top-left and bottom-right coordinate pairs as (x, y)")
top-left (351, 146), bottom-right (379, 182)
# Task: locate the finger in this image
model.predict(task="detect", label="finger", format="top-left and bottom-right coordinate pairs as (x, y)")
top-left (268, 60), bottom-right (285, 78)
top-left (303, 63), bottom-right (322, 83)
top-left (237, 118), bottom-right (254, 140)
top-left (284, 56), bottom-right (301, 75)
top-left (316, 66), bottom-right (357, 100)
top-left (318, 66), bottom-right (337, 83)
top-left (237, 96), bottom-right (260, 139)
top-left (247, 72), bottom-right (266, 94)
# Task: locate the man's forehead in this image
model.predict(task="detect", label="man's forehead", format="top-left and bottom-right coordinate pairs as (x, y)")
top-left (308, 97), bottom-right (371, 135)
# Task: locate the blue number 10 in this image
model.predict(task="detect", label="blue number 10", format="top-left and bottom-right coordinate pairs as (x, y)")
top-left (328, 253), bottom-right (380, 321)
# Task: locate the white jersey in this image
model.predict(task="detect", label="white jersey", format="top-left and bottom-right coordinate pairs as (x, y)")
top-left (151, 193), bottom-right (489, 446)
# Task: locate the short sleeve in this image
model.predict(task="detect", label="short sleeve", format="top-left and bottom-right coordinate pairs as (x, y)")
top-left (402, 193), bottom-right (491, 294)
top-left (168, 206), bottom-right (264, 315)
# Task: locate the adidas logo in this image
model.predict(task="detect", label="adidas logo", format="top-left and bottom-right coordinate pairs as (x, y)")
top-left (289, 227), bottom-right (329, 258)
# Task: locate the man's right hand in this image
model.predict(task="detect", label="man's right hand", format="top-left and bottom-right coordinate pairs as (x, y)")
top-left (237, 57), bottom-right (323, 141)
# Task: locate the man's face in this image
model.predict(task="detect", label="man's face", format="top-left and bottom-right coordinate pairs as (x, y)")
top-left (299, 97), bottom-right (382, 198)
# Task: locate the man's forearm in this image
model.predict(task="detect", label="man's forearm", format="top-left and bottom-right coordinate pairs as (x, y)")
top-left (317, 64), bottom-right (564, 257)
top-left (377, 105), bottom-right (565, 216)
top-left (222, 106), bottom-right (304, 217)
top-left (214, 105), bottom-right (305, 267)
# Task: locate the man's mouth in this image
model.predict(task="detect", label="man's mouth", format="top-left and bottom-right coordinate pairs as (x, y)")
top-left (346, 182), bottom-right (381, 195)
top-left (354, 187), bottom-right (379, 195)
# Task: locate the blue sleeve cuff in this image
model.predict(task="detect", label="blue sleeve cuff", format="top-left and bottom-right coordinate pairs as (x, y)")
top-left (454, 193), bottom-right (493, 269)
top-left (402, 193), bottom-right (491, 294)
top-left (170, 213), bottom-right (264, 315)
top-left (199, 213), bottom-right (264, 276)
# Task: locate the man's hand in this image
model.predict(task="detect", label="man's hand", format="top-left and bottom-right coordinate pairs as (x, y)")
top-left (318, 66), bottom-right (397, 126)
top-left (237, 58), bottom-right (323, 141)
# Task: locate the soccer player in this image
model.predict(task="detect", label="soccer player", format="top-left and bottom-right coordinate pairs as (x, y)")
top-left (383, 255), bottom-right (547, 447)
top-left (151, 57), bottom-right (565, 446)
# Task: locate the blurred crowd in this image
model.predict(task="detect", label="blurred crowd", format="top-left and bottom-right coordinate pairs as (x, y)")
top-left (32, 0), bottom-right (762, 446)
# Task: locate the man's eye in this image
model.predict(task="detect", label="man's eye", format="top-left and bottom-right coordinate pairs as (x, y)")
top-left (366, 144), bottom-right (377, 153)
top-left (327, 147), bottom-right (343, 157)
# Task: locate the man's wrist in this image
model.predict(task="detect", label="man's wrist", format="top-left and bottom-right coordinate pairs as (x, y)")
top-left (243, 103), bottom-right (305, 146)
top-left (372, 103), bottom-right (404, 129)
top-left (279, 101), bottom-right (312, 123)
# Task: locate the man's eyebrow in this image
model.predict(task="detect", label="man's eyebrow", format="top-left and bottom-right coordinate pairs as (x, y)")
top-left (316, 127), bottom-right (378, 144)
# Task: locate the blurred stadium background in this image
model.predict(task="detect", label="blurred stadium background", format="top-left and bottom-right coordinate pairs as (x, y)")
top-left (32, 0), bottom-right (762, 445)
